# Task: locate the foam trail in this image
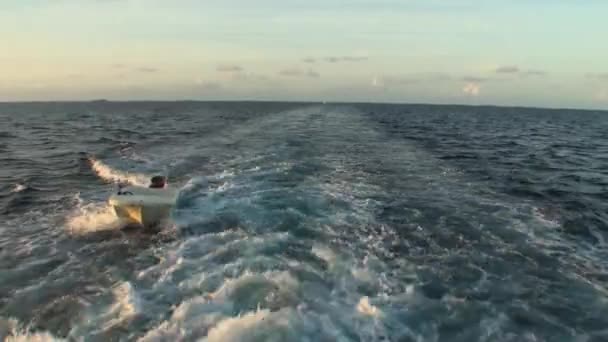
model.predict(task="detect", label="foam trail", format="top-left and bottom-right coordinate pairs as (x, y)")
top-left (66, 194), bottom-right (125, 234)
top-left (11, 184), bottom-right (27, 193)
top-left (90, 158), bottom-right (149, 187)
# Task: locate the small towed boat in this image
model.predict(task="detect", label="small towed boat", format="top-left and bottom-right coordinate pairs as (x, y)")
top-left (108, 176), bottom-right (178, 228)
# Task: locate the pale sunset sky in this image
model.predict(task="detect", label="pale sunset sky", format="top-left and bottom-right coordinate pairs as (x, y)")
top-left (1, 0), bottom-right (607, 109)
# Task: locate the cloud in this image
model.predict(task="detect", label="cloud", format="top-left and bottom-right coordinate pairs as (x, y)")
top-left (110, 64), bottom-right (159, 73)
top-left (217, 65), bottom-right (243, 72)
top-left (195, 79), bottom-right (222, 90)
top-left (372, 76), bottom-right (419, 87)
top-left (372, 73), bottom-right (451, 89)
top-left (136, 67), bottom-right (159, 73)
top-left (462, 83), bottom-right (481, 96)
top-left (343, 56), bottom-right (369, 62)
top-left (462, 76), bottom-right (488, 83)
top-left (302, 57), bottom-right (316, 64)
top-left (323, 56), bottom-right (369, 63)
top-left (214, 65), bottom-right (268, 81)
top-left (523, 70), bottom-right (547, 77)
top-left (495, 65), bottom-right (520, 74)
top-left (278, 68), bottom-right (320, 78)
top-left (231, 72), bottom-right (268, 82)
top-left (587, 73), bottom-right (608, 80)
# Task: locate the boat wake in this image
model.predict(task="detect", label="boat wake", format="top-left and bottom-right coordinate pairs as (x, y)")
top-left (65, 193), bottom-right (126, 235)
top-left (4, 103), bottom-right (607, 341)
top-left (89, 158), bottom-right (150, 187)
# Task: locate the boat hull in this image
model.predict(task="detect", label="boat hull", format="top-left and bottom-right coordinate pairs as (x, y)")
top-left (109, 186), bottom-right (177, 228)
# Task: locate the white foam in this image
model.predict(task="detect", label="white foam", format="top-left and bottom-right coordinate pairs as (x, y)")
top-left (215, 181), bottom-right (236, 193)
top-left (65, 194), bottom-right (124, 234)
top-left (0, 318), bottom-right (65, 342)
top-left (101, 282), bottom-right (144, 330)
top-left (356, 296), bottom-right (382, 317)
top-left (140, 304), bottom-right (299, 342)
top-left (138, 297), bottom-right (227, 341)
top-left (210, 170), bottom-right (235, 180)
top-left (11, 184), bottom-right (27, 193)
top-left (208, 270), bottom-right (299, 303)
top-left (312, 244), bottom-right (337, 267)
top-left (205, 309), bottom-right (273, 342)
top-left (90, 158), bottom-right (149, 187)
top-left (140, 268), bottom-right (301, 341)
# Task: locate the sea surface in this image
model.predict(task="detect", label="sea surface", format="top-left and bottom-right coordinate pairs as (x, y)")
top-left (1, 102), bottom-right (607, 341)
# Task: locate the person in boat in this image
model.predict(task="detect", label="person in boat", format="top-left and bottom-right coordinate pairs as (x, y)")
top-left (149, 176), bottom-right (167, 189)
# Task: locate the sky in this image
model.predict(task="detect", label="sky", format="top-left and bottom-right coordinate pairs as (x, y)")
top-left (1, 0), bottom-right (607, 109)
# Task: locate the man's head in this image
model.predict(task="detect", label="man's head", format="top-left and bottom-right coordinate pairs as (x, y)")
top-left (150, 176), bottom-right (166, 188)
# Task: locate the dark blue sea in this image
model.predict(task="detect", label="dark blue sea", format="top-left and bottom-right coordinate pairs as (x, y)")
top-left (1, 102), bottom-right (607, 341)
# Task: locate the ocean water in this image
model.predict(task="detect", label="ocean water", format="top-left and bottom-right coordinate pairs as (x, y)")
top-left (1, 102), bottom-right (607, 341)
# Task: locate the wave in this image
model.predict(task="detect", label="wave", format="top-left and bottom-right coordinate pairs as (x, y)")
top-left (204, 309), bottom-right (274, 342)
top-left (100, 282), bottom-right (144, 331)
top-left (89, 158), bottom-right (150, 187)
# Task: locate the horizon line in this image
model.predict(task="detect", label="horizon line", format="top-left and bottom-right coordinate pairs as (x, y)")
top-left (0, 99), bottom-right (606, 113)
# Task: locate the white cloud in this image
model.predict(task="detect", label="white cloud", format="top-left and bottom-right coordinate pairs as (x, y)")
top-left (231, 72), bottom-right (268, 82)
top-left (596, 89), bottom-right (608, 101)
top-left (523, 70), bottom-right (547, 77)
top-left (372, 73), bottom-right (450, 86)
top-left (462, 76), bottom-right (487, 83)
top-left (462, 82), bottom-right (480, 96)
top-left (323, 56), bottom-right (368, 63)
top-left (278, 68), bottom-right (320, 78)
top-left (217, 65), bottom-right (243, 72)
top-left (136, 67), bottom-right (159, 73)
top-left (195, 79), bottom-right (222, 90)
top-left (496, 65), bottom-right (520, 74)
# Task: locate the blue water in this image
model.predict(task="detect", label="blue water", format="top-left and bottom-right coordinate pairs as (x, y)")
top-left (1, 102), bottom-right (607, 341)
